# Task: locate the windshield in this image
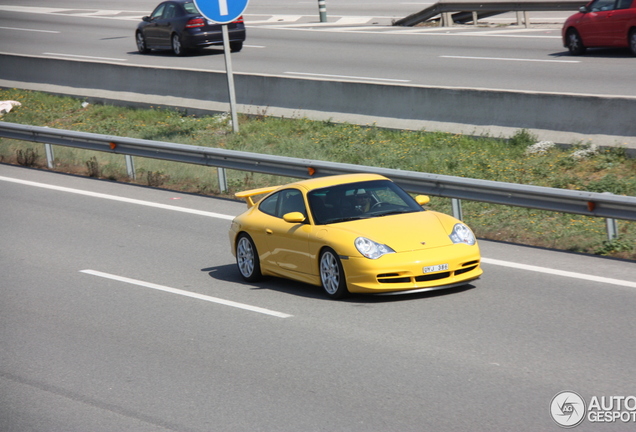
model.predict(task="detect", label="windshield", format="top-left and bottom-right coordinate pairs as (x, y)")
top-left (307, 179), bottom-right (424, 225)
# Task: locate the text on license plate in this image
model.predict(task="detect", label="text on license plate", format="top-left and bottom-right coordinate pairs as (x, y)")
top-left (424, 263), bottom-right (449, 273)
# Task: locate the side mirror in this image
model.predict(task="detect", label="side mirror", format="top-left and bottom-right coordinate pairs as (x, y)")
top-left (142, 16), bottom-right (151, 22)
top-left (579, 6), bottom-right (588, 12)
top-left (415, 195), bottom-right (430, 206)
top-left (283, 212), bottom-right (306, 223)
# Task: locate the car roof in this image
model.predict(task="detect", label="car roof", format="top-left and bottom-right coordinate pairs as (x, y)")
top-left (235, 173), bottom-right (389, 207)
top-left (291, 173), bottom-right (389, 192)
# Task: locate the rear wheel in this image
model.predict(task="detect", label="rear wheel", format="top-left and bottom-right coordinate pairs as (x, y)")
top-left (629, 29), bottom-right (636, 56)
top-left (136, 32), bottom-right (149, 54)
top-left (566, 29), bottom-right (586, 55)
top-left (230, 41), bottom-right (243, 52)
top-left (319, 248), bottom-right (348, 299)
top-left (171, 34), bottom-right (185, 56)
top-left (236, 233), bottom-right (262, 282)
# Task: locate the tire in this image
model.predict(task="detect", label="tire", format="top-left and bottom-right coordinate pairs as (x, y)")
top-left (171, 33), bottom-right (185, 56)
top-left (629, 29), bottom-right (636, 56)
top-left (230, 41), bottom-right (243, 53)
top-left (136, 32), bottom-right (150, 54)
top-left (566, 29), bottom-right (586, 55)
top-left (319, 248), bottom-right (349, 299)
top-left (236, 233), bottom-right (262, 282)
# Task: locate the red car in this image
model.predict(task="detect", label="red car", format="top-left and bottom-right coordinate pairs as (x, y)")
top-left (562, 0), bottom-right (636, 55)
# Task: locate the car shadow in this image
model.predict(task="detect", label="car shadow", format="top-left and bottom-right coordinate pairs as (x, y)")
top-left (202, 264), bottom-right (476, 302)
top-left (128, 48), bottom-right (226, 57)
top-left (550, 48), bottom-right (634, 58)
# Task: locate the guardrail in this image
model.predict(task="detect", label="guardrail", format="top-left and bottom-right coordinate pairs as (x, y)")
top-left (394, 0), bottom-right (586, 26)
top-left (1, 121), bottom-right (635, 238)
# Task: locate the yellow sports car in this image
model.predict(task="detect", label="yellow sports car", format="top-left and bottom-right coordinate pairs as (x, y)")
top-left (229, 173), bottom-right (482, 299)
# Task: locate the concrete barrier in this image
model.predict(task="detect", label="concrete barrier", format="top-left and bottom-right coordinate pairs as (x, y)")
top-left (1, 53), bottom-right (635, 146)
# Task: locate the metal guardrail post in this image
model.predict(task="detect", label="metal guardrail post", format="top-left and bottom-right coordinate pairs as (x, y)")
top-left (218, 167), bottom-right (228, 193)
top-left (451, 198), bottom-right (463, 220)
top-left (606, 218), bottom-right (618, 241)
top-left (603, 193), bottom-right (618, 240)
top-left (125, 155), bottom-right (136, 180)
top-left (44, 143), bottom-right (54, 169)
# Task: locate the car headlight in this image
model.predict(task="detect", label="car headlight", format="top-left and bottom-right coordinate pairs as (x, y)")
top-left (449, 223), bottom-right (476, 245)
top-left (355, 237), bottom-right (395, 259)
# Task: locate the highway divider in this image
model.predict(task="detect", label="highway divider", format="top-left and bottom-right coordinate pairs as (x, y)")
top-left (1, 53), bottom-right (636, 143)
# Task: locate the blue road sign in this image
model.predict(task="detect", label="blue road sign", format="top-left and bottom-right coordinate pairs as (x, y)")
top-left (193, 0), bottom-right (249, 24)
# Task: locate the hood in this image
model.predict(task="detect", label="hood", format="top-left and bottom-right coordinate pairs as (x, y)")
top-left (331, 211), bottom-right (454, 252)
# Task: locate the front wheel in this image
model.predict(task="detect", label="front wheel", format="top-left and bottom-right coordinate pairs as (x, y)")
top-left (629, 29), bottom-right (636, 56)
top-left (136, 32), bottom-right (150, 54)
top-left (566, 29), bottom-right (586, 55)
top-left (319, 248), bottom-right (348, 299)
top-left (236, 233), bottom-right (262, 282)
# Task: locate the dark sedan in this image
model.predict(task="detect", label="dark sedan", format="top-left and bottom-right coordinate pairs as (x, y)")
top-left (136, 0), bottom-right (246, 56)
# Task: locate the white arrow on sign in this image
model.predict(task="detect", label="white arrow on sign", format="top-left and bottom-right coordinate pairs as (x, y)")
top-left (219, 0), bottom-right (228, 15)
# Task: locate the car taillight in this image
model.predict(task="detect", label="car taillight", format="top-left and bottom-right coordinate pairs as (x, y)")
top-left (232, 15), bottom-right (244, 24)
top-left (185, 18), bottom-right (205, 28)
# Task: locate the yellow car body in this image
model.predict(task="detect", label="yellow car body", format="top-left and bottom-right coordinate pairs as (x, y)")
top-left (229, 173), bottom-right (482, 299)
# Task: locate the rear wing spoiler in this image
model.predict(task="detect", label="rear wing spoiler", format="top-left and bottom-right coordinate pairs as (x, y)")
top-left (235, 186), bottom-right (279, 208)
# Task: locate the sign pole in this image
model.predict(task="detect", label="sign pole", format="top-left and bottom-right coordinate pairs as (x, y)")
top-left (221, 24), bottom-right (239, 133)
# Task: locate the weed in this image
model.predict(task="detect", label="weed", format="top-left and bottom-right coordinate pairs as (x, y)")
top-left (508, 129), bottom-right (537, 147)
top-left (146, 170), bottom-right (169, 187)
top-left (16, 148), bottom-right (38, 167)
top-left (594, 238), bottom-right (635, 256)
top-left (86, 156), bottom-right (100, 177)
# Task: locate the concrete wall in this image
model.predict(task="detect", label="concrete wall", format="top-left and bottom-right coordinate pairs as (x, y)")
top-left (2, 53), bottom-right (634, 142)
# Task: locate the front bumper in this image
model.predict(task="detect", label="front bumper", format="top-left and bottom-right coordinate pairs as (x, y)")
top-left (341, 244), bottom-right (482, 294)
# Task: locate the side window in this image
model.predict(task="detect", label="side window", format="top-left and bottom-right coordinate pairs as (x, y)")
top-left (278, 189), bottom-right (307, 218)
top-left (590, 0), bottom-right (616, 11)
top-left (150, 4), bottom-right (166, 19)
top-left (258, 192), bottom-right (279, 217)
top-left (164, 4), bottom-right (177, 19)
top-left (616, 0), bottom-right (631, 8)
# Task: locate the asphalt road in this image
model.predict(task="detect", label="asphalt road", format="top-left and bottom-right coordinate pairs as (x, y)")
top-left (1, 0), bottom-right (635, 96)
top-left (2, 163), bottom-right (636, 431)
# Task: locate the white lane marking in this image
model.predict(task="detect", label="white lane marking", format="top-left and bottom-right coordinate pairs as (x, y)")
top-left (80, 270), bottom-right (293, 318)
top-left (285, 71), bottom-right (411, 82)
top-left (4, 175), bottom-right (635, 289)
top-left (0, 176), bottom-right (235, 220)
top-left (0, 26), bottom-right (59, 33)
top-left (441, 55), bottom-right (580, 63)
top-left (43, 53), bottom-right (127, 62)
top-left (481, 258), bottom-right (636, 289)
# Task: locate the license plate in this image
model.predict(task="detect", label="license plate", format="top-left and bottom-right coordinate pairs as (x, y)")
top-left (424, 263), bottom-right (449, 273)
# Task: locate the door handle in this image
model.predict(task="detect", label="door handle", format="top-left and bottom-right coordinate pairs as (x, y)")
top-left (266, 229), bottom-right (273, 235)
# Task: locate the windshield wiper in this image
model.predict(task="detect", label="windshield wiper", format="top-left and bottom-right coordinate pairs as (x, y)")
top-left (323, 215), bottom-right (367, 224)
top-left (373, 209), bottom-right (416, 217)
